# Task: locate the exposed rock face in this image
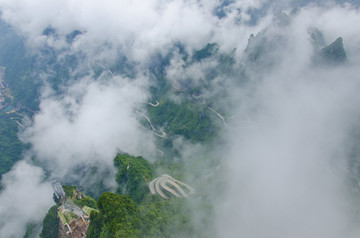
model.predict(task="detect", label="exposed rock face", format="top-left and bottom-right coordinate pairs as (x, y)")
top-left (149, 174), bottom-right (195, 199)
top-left (317, 37), bottom-right (348, 65)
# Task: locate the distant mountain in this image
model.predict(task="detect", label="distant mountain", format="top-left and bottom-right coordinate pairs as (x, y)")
top-left (319, 37), bottom-right (348, 65)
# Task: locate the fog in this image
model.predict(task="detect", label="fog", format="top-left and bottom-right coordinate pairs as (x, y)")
top-left (0, 0), bottom-right (360, 237)
top-left (0, 161), bottom-right (53, 237)
top-left (217, 67), bottom-right (360, 237)
top-left (21, 75), bottom-right (156, 176)
top-left (213, 5), bottom-right (360, 237)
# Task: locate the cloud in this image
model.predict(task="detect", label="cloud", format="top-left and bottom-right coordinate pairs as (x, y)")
top-left (0, 69), bottom-right (158, 236)
top-left (0, 0), bottom-right (271, 62)
top-left (214, 6), bottom-right (360, 238)
top-left (0, 161), bottom-right (53, 238)
top-left (21, 74), bottom-right (156, 178)
top-left (217, 68), bottom-right (360, 238)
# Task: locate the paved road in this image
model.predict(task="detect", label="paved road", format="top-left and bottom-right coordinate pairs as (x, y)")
top-left (208, 106), bottom-right (228, 127)
top-left (208, 106), bottom-right (254, 129)
top-left (148, 100), bottom-right (160, 107)
top-left (139, 112), bottom-right (167, 138)
top-left (159, 179), bottom-right (182, 198)
top-left (192, 93), bottom-right (202, 99)
top-left (16, 120), bottom-right (24, 128)
top-left (149, 174), bottom-right (195, 199)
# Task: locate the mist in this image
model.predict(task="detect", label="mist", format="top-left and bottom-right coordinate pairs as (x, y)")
top-left (21, 75), bottom-right (156, 175)
top-left (0, 161), bottom-right (53, 237)
top-left (217, 67), bottom-right (360, 237)
top-left (215, 5), bottom-right (360, 238)
top-left (0, 0), bottom-right (359, 237)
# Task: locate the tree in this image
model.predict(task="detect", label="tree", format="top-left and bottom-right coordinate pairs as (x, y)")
top-left (39, 205), bottom-right (59, 238)
top-left (114, 154), bottom-right (153, 203)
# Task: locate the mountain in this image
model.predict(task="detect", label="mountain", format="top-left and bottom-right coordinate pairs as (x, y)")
top-left (0, 2), bottom-right (359, 238)
top-left (318, 37), bottom-right (348, 65)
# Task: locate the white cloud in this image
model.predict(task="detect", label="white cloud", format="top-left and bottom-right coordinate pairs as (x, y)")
top-left (21, 75), bottom-right (156, 177)
top-left (0, 161), bottom-right (53, 238)
top-left (0, 0), bottom-right (271, 62)
top-left (215, 6), bottom-right (360, 237)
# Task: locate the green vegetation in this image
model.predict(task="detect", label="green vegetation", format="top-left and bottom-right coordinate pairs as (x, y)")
top-left (63, 211), bottom-right (77, 222)
top-left (86, 153), bottom-right (215, 237)
top-left (144, 43), bottom-right (235, 148)
top-left (114, 154), bottom-right (153, 203)
top-left (192, 43), bottom-right (218, 62)
top-left (244, 32), bottom-right (285, 71)
top-left (0, 20), bottom-right (41, 180)
top-left (87, 192), bottom-right (140, 237)
top-left (136, 196), bottom-right (195, 238)
top-left (41, 150), bottom-right (215, 237)
top-left (0, 19), bottom-right (223, 238)
top-left (0, 113), bottom-right (27, 178)
top-left (62, 185), bottom-right (76, 198)
top-left (87, 192), bottom-right (197, 238)
top-left (153, 160), bottom-right (186, 182)
top-left (0, 20), bottom-right (40, 112)
top-left (23, 223), bottom-right (41, 238)
top-left (58, 210), bottom-right (67, 226)
top-left (147, 100), bottom-right (216, 142)
top-left (62, 185), bottom-right (97, 208)
top-left (73, 195), bottom-right (97, 209)
top-left (39, 205), bottom-right (60, 238)
top-left (83, 206), bottom-right (99, 216)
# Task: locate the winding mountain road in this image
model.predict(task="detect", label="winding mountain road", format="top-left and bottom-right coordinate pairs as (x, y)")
top-left (148, 100), bottom-right (160, 107)
top-left (149, 174), bottom-right (195, 199)
top-left (16, 120), bottom-right (24, 128)
top-left (192, 93), bottom-right (202, 99)
top-left (137, 111), bottom-right (167, 138)
top-left (208, 106), bottom-right (255, 129)
top-left (208, 106), bottom-right (228, 127)
top-left (141, 113), bottom-right (167, 138)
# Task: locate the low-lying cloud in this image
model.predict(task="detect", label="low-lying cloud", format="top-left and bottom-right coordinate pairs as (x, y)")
top-left (0, 161), bottom-right (53, 237)
top-left (21, 75), bottom-right (156, 177)
top-left (214, 5), bottom-right (360, 237)
top-left (217, 67), bottom-right (360, 238)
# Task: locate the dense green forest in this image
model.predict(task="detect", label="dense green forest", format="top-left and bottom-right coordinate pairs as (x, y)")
top-left (86, 154), bottom-right (212, 238)
top-left (114, 154), bottom-right (153, 203)
top-left (0, 20), bottom-right (40, 111)
top-left (0, 20), bottom-right (36, 180)
top-left (39, 205), bottom-right (60, 238)
top-left (147, 100), bottom-right (216, 142)
top-left (87, 192), bottom-right (197, 238)
top-left (61, 185), bottom-right (97, 209)
top-left (40, 153), bottom-right (213, 237)
top-left (0, 19), bottom-right (84, 180)
top-left (0, 113), bottom-right (26, 178)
